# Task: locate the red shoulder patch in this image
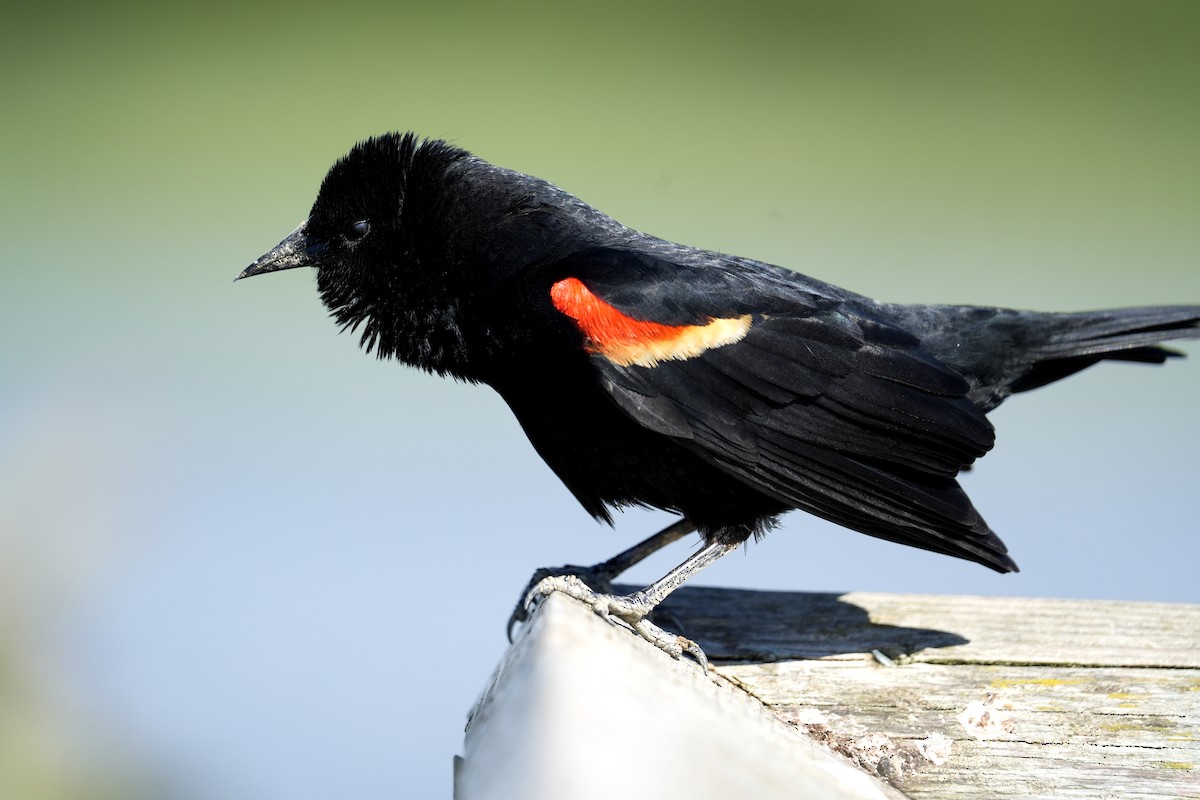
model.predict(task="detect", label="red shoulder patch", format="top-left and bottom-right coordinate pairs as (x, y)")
top-left (550, 277), bottom-right (751, 367)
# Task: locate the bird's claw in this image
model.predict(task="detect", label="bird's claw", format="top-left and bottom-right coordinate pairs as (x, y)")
top-left (632, 619), bottom-right (709, 673)
top-left (508, 565), bottom-right (614, 641)
top-left (521, 574), bottom-right (709, 673)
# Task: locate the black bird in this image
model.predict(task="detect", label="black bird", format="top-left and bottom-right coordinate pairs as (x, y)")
top-left (240, 133), bottom-right (1199, 667)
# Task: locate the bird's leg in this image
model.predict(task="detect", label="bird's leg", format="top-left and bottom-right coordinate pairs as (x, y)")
top-left (506, 518), bottom-right (696, 641)
top-left (591, 517), bottom-right (698, 584)
top-left (522, 538), bottom-right (740, 672)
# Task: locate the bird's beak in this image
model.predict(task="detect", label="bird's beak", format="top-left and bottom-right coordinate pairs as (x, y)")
top-left (237, 221), bottom-right (324, 280)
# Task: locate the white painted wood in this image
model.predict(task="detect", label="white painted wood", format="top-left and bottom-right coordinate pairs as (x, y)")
top-left (456, 592), bottom-right (906, 800)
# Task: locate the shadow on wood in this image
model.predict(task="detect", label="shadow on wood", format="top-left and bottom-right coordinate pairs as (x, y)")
top-left (649, 585), bottom-right (970, 662)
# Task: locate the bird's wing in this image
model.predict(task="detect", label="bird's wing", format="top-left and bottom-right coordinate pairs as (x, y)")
top-left (544, 246), bottom-right (1016, 571)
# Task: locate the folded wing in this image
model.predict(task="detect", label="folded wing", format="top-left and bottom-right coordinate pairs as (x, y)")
top-left (548, 246), bottom-right (1017, 572)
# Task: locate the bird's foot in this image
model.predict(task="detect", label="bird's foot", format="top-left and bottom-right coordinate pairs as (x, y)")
top-left (507, 563), bottom-right (616, 641)
top-left (522, 574), bottom-right (709, 672)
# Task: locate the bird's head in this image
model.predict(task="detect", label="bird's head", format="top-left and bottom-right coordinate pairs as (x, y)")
top-left (240, 132), bottom-right (613, 378)
top-left (238, 133), bottom-right (490, 371)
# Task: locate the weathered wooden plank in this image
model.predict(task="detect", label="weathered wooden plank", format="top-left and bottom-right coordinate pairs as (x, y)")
top-left (648, 587), bottom-right (1200, 800)
top-left (720, 660), bottom-right (1198, 798)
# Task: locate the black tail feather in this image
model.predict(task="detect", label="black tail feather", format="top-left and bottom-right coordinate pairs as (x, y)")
top-left (1011, 306), bottom-right (1199, 395)
top-left (1034, 306), bottom-right (1200, 358)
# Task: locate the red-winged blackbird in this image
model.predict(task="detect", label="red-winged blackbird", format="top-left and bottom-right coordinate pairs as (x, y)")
top-left (240, 132), bottom-right (1199, 666)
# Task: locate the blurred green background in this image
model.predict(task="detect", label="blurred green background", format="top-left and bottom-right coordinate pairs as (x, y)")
top-left (2, 1), bottom-right (1197, 797)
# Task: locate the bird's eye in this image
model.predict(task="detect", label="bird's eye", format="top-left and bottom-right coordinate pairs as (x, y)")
top-left (346, 219), bottom-right (370, 241)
